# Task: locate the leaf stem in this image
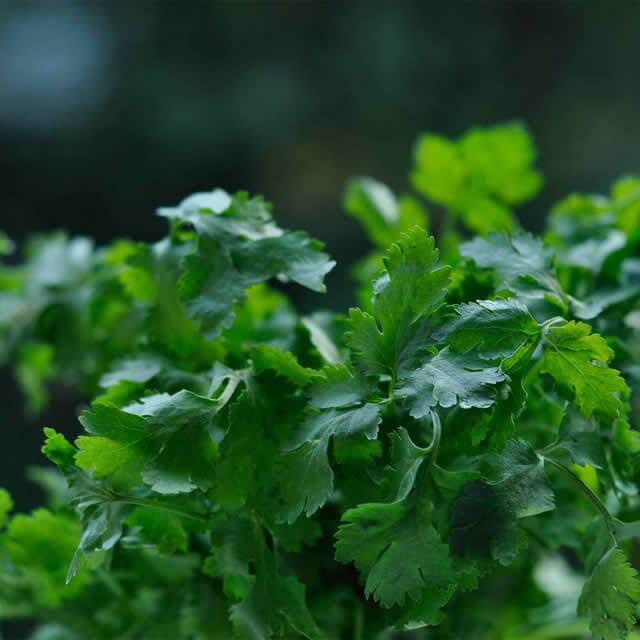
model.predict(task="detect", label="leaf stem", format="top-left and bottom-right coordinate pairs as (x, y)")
top-left (353, 599), bottom-right (364, 640)
top-left (543, 455), bottom-right (616, 541)
top-left (540, 316), bottom-right (566, 331)
top-left (109, 493), bottom-right (210, 523)
top-left (428, 409), bottom-right (442, 466)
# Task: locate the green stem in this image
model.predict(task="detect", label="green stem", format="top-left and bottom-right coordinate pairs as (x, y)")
top-left (109, 494), bottom-right (210, 523)
top-left (543, 456), bottom-right (616, 541)
top-left (537, 441), bottom-right (560, 456)
top-left (211, 368), bottom-right (249, 407)
top-left (540, 316), bottom-right (566, 331)
top-left (353, 599), bottom-right (364, 640)
top-left (428, 410), bottom-right (442, 466)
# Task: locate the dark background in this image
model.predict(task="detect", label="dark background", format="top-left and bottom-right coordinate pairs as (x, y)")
top-left (1, 1), bottom-right (640, 515)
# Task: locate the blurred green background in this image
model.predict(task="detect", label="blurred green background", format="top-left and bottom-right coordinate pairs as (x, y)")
top-left (1, 1), bottom-right (639, 517)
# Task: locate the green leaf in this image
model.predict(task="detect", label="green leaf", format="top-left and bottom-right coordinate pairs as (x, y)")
top-left (485, 440), bottom-right (555, 519)
top-left (179, 235), bottom-right (249, 339)
top-left (558, 229), bottom-right (626, 274)
top-left (226, 519), bottom-right (321, 640)
top-left (450, 440), bottom-right (554, 565)
top-left (381, 428), bottom-right (430, 503)
top-left (551, 410), bottom-right (607, 469)
top-left (458, 122), bottom-right (542, 206)
top-left (578, 548), bottom-right (640, 640)
top-left (542, 321), bottom-right (628, 422)
top-left (344, 177), bottom-right (428, 248)
top-left (344, 177), bottom-right (400, 247)
top-left (6, 509), bottom-right (90, 607)
top-left (349, 227), bottom-right (450, 377)
top-left (76, 390), bottom-right (218, 494)
top-left (0, 488), bottom-right (13, 528)
top-left (278, 403), bottom-right (381, 522)
top-left (335, 501), bottom-right (455, 608)
top-left (460, 231), bottom-right (566, 312)
top-left (412, 123), bottom-right (541, 234)
top-left (397, 347), bottom-right (507, 417)
top-left (300, 315), bottom-right (341, 365)
top-left (203, 543), bottom-right (254, 601)
top-left (125, 507), bottom-right (188, 554)
top-left (613, 175), bottom-right (640, 233)
top-left (412, 135), bottom-right (466, 207)
top-left (438, 298), bottom-right (541, 361)
top-left (0, 231), bottom-right (14, 256)
top-left (211, 392), bottom-right (277, 511)
top-left (162, 191), bottom-right (334, 338)
top-left (16, 342), bottom-right (55, 413)
top-left (99, 353), bottom-right (166, 388)
top-left (42, 427), bottom-right (77, 468)
top-left (308, 364), bottom-right (372, 409)
top-left (251, 344), bottom-right (315, 386)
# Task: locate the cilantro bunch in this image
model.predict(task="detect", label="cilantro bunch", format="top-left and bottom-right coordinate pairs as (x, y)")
top-left (2, 123), bottom-right (640, 640)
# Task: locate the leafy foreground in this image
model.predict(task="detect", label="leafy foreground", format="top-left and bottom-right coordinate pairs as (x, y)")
top-left (2, 124), bottom-right (640, 639)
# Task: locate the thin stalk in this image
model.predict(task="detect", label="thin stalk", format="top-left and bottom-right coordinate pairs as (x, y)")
top-left (353, 599), bottom-right (364, 640)
top-left (428, 409), bottom-right (442, 466)
top-left (537, 441), bottom-right (560, 456)
top-left (543, 456), bottom-right (616, 541)
top-left (540, 316), bottom-right (566, 331)
top-left (110, 494), bottom-right (210, 523)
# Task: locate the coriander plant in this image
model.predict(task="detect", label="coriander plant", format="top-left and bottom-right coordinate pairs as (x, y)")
top-left (2, 123), bottom-right (640, 640)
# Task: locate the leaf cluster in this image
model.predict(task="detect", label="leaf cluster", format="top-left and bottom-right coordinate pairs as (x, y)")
top-left (2, 124), bottom-right (640, 639)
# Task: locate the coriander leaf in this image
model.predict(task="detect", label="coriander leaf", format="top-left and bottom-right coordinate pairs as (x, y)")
top-left (300, 314), bottom-right (341, 365)
top-left (460, 231), bottom-right (567, 313)
top-left (233, 231), bottom-right (335, 293)
top-left (542, 321), bottom-right (628, 422)
top-left (411, 135), bottom-right (466, 207)
top-left (0, 230), bottom-right (14, 256)
top-left (308, 364), bottom-right (372, 409)
top-left (349, 227), bottom-right (450, 377)
top-left (6, 509), bottom-right (90, 607)
top-left (485, 440), bottom-right (555, 519)
top-left (228, 519), bottom-right (321, 640)
top-left (397, 347), bottom-right (507, 417)
top-left (179, 235), bottom-right (248, 339)
top-left (578, 548), bottom-right (640, 640)
top-left (76, 390), bottom-right (218, 494)
top-left (438, 298), bottom-right (541, 361)
top-left (158, 189), bottom-right (267, 239)
top-left (572, 258), bottom-right (640, 320)
top-left (99, 353), bottom-right (166, 388)
top-left (550, 411), bottom-right (606, 469)
top-left (395, 584), bottom-right (457, 630)
top-left (163, 190), bottom-right (334, 338)
top-left (613, 175), bottom-right (640, 233)
top-left (125, 507), bottom-right (188, 554)
top-left (204, 543), bottom-right (254, 601)
top-left (278, 403), bottom-right (381, 523)
top-left (344, 177), bottom-right (428, 248)
top-left (335, 502), bottom-right (455, 608)
top-left (382, 428), bottom-right (430, 503)
top-left (0, 488), bottom-right (13, 528)
top-left (42, 426), bottom-right (77, 467)
top-left (458, 122), bottom-right (542, 205)
top-left (251, 344), bottom-right (315, 386)
top-left (451, 440), bottom-right (553, 565)
top-left (344, 177), bottom-right (400, 247)
top-left (211, 393), bottom-right (277, 511)
top-left (559, 229), bottom-right (626, 274)
top-left (411, 123), bottom-right (541, 234)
